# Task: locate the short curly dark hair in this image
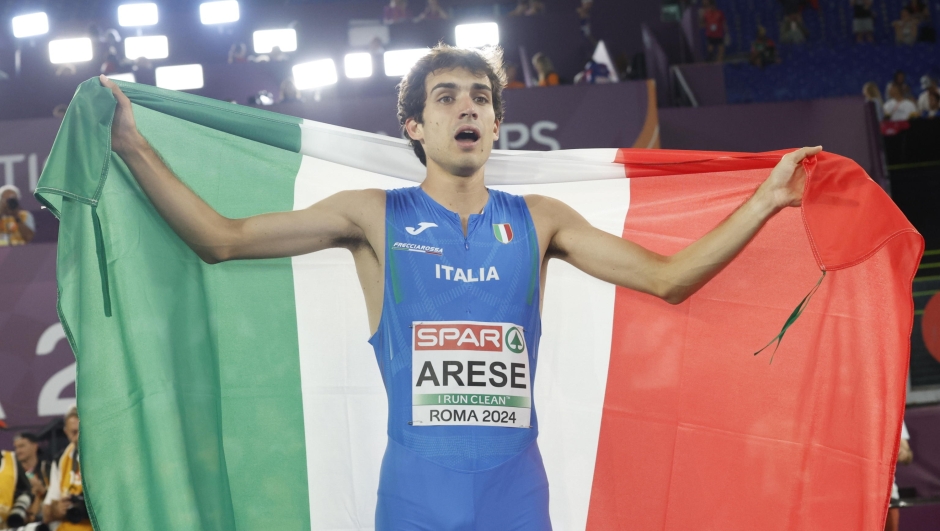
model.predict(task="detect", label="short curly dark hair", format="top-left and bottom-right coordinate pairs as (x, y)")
top-left (397, 44), bottom-right (506, 166)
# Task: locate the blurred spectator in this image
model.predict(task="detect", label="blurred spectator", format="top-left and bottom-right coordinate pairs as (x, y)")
top-left (383, 0), bottom-right (411, 24)
top-left (908, 0), bottom-right (936, 41)
top-left (505, 64), bottom-right (526, 89)
top-left (923, 89), bottom-right (940, 117)
top-left (229, 43), bottom-right (249, 64)
top-left (509, 0), bottom-right (546, 16)
top-left (892, 8), bottom-right (919, 45)
top-left (862, 81), bottom-right (885, 120)
top-left (100, 45), bottom-right (123, 75)
top-left (852, 0), bottom-right (875, 43)
top-left (0, 185), bottom-right (35, 246)
top-left (884, 83), bottom-right (919, 120)
top-left (414, 0), bottom-right (448, 21)
top-left (885, 422), bottom-right (913, 531)
top-left (578, 0), bottom-right (594, 40)
top-left (750, 25), bottom-right (778, 67)
top-left (887, 71), bottom-right (914, 100)
top-left (44, 406), bottom-right (93, 531)
top-left (573, 59), bottom-right (612, 84)
top-left (532, 52), bottom-right (560, 86)
top-left (700, 0), bottom-right (728, 63)
top-left (780, 16), bottom-right (807, 44)
top-left (270, 46), bottom-right (289, 62)
top-left (0, 424), bottom-right (33, 528)
top-left (279, 77), bottom-right (302, 103)
top-left (779, 0), bottom-right (809, 41)
top-left (918, 75), bottom-right (937, 111)
top-left (55, 64), bottom-right (77, 77)
top-left (13, 433), bottom-right (48, 486)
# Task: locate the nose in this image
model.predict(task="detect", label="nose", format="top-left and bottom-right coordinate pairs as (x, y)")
top-left (458, 94), bottom-right (479, 120)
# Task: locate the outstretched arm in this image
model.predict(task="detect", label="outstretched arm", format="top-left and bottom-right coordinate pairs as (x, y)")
top-left (535, 146), bottom-right (822, 304)
top-left (100, 75), bottom-right (376, 263)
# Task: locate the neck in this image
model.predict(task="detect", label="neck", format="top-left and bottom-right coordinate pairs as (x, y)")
top-left (420, 160), bottom-right (490, 219)
top-left (21, 455), bottom-right (37, 471)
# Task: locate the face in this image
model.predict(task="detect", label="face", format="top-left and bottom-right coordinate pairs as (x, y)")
top-left (13, 437), bottom-right (38, 463)
top-left (405, 68), bottom-right (500, 177)
top-left (64, 416), bottom-right (80, 444)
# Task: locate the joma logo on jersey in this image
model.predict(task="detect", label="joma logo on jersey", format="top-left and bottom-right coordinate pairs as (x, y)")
top-left (435, 264), bottom-right (499, 282)
top-left (415, 324), bottom-right (503, 351)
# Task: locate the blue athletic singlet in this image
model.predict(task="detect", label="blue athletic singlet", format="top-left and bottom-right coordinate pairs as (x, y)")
top-left (369, 186), bottom-right (551, 531)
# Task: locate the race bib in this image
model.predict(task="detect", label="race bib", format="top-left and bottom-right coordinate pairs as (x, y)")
top-left (412, 321), bottom-right (531, 428)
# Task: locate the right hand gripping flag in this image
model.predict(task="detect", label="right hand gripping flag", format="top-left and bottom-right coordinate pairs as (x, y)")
top-left (35, 79), bottom-right (922, 531)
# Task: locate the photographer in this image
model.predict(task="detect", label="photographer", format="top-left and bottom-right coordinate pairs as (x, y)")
top-left (42, 408), bottom-right (92, 531)
top-left (0, 185), bottom-right (35, 247)
top-left (0, 422), bottom-right (34, 529)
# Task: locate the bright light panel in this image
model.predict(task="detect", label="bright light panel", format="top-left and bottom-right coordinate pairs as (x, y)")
top-left (155, 64), bottom-right (204, 90)
top-left (200, 1), bottom-right (239, 25)
top-left (12, 12), bottom-right (49, 38)
top-left (293, 59), bottom-right (338, 89)
top-left (252, 29), bottom-right (297, 54)
top-left (344, 52), bottom-right (372, 79)
top-left (384, 48), bottom-right (429, 77)
top-left (124, 35), bottom-right (168, 60)
top-left (108, 72), bottom-right (137, 83)
top-left (49, 38), bottom-right (93, 64)
top-left (118, 3), bottom-right (158, 27)
top-left (455, 22), bottom-right (499, 48)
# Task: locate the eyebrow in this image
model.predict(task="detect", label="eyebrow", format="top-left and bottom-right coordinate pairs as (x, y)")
top-left (430, 82), bottom-right (493, 93)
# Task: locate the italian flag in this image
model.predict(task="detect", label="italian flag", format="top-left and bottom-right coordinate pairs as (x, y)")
top-left (36, 79), bottom-right (921, 531)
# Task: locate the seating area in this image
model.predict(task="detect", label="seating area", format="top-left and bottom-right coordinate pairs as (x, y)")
top-left (708, 0), bottom-right (938, 103)
top-left (724, 41), bottom-right (938, 103)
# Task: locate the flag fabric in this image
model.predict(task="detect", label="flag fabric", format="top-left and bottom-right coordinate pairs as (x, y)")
top-left (36, 79), bottom-right (921, 531)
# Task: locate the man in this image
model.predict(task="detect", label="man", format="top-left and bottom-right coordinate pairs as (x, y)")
top-left (0, 423), bottom-right (33, 528)
top-left (0, 184), bottom-right (35, 246)
top-left (13, 432), bottom-right (47, 488)
top-left (99, 45), bottom-right (820, 529)
top-left (43, 407), bottom-right (92, 531)
top-left (700, 0), bottom-right (728, 62)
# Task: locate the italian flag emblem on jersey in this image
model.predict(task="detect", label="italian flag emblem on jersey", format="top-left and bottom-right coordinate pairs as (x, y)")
top-left (493, 223), bottom-right (513, 243)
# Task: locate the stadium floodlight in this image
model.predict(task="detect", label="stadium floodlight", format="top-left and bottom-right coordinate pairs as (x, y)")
top-left (124, 35), bottom-right (168, 60)
top-left (200, 1), bottom-right (239, 25)
top-left (108, 72), bottom-right (137, 83)
top-left (455, 22), bottom-right (499, 48)
top-left (12, 12), bottom-right (49, 38)
top-left (252, 29), bottom-right (297, 54)
top-left (293, 59), bottom-right (338, 90)
top-left (155, 64), bottom-right (204, 90)
top-left (49, 38), bottom-right (93, 64)
top-left (384, 48), bottom-right (429, 77)
top-left (118, 3), bottom-right (158, 27)
top-left (344, 52), bottom-right (372, 79)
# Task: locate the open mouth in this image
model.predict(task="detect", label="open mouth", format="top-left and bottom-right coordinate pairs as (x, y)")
top-left (454, 127), bottom-right (481, 146)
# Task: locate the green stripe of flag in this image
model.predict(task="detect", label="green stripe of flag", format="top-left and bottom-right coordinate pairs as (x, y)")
top-left (37, 79), bottom-right (310, 530)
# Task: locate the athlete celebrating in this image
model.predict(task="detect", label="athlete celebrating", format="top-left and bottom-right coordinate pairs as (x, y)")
top-left (99, 45), bottom-right (820, 530)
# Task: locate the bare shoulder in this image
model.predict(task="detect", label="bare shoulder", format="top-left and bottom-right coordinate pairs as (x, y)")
top-left (523, 194), bottom-right (587, 227)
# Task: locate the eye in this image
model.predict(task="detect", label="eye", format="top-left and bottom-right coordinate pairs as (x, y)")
top-left (438, 95), bottom-right (454, 103)
top-left (475, 96), bottom-right (490, 104)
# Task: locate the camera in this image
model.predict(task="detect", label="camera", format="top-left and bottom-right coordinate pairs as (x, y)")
top-left (6, 492), bottom-right (31, 527)
top-left (5, 197), bottom-right (18, 211)
top-left (65, 494), bottom-right (89, 523)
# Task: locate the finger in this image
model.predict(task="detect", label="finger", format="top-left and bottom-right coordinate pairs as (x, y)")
top-left (99, 74), bottom-right (130, 103)
top-left (788, 145), bottom-right (823, 163)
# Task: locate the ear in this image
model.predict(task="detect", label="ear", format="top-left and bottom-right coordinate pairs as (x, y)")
top-left (404, 117), bottom-right (424, 143)
top-left (493, 118), bottom-right (500, 142)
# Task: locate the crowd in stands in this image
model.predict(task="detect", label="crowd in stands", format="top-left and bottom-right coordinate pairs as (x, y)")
top-left (864, 71), bottom-right (940, 121)
top-left (700, 0), bottom-right (936, 67)
top-left (0, 407), bottom-right (91, 530)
